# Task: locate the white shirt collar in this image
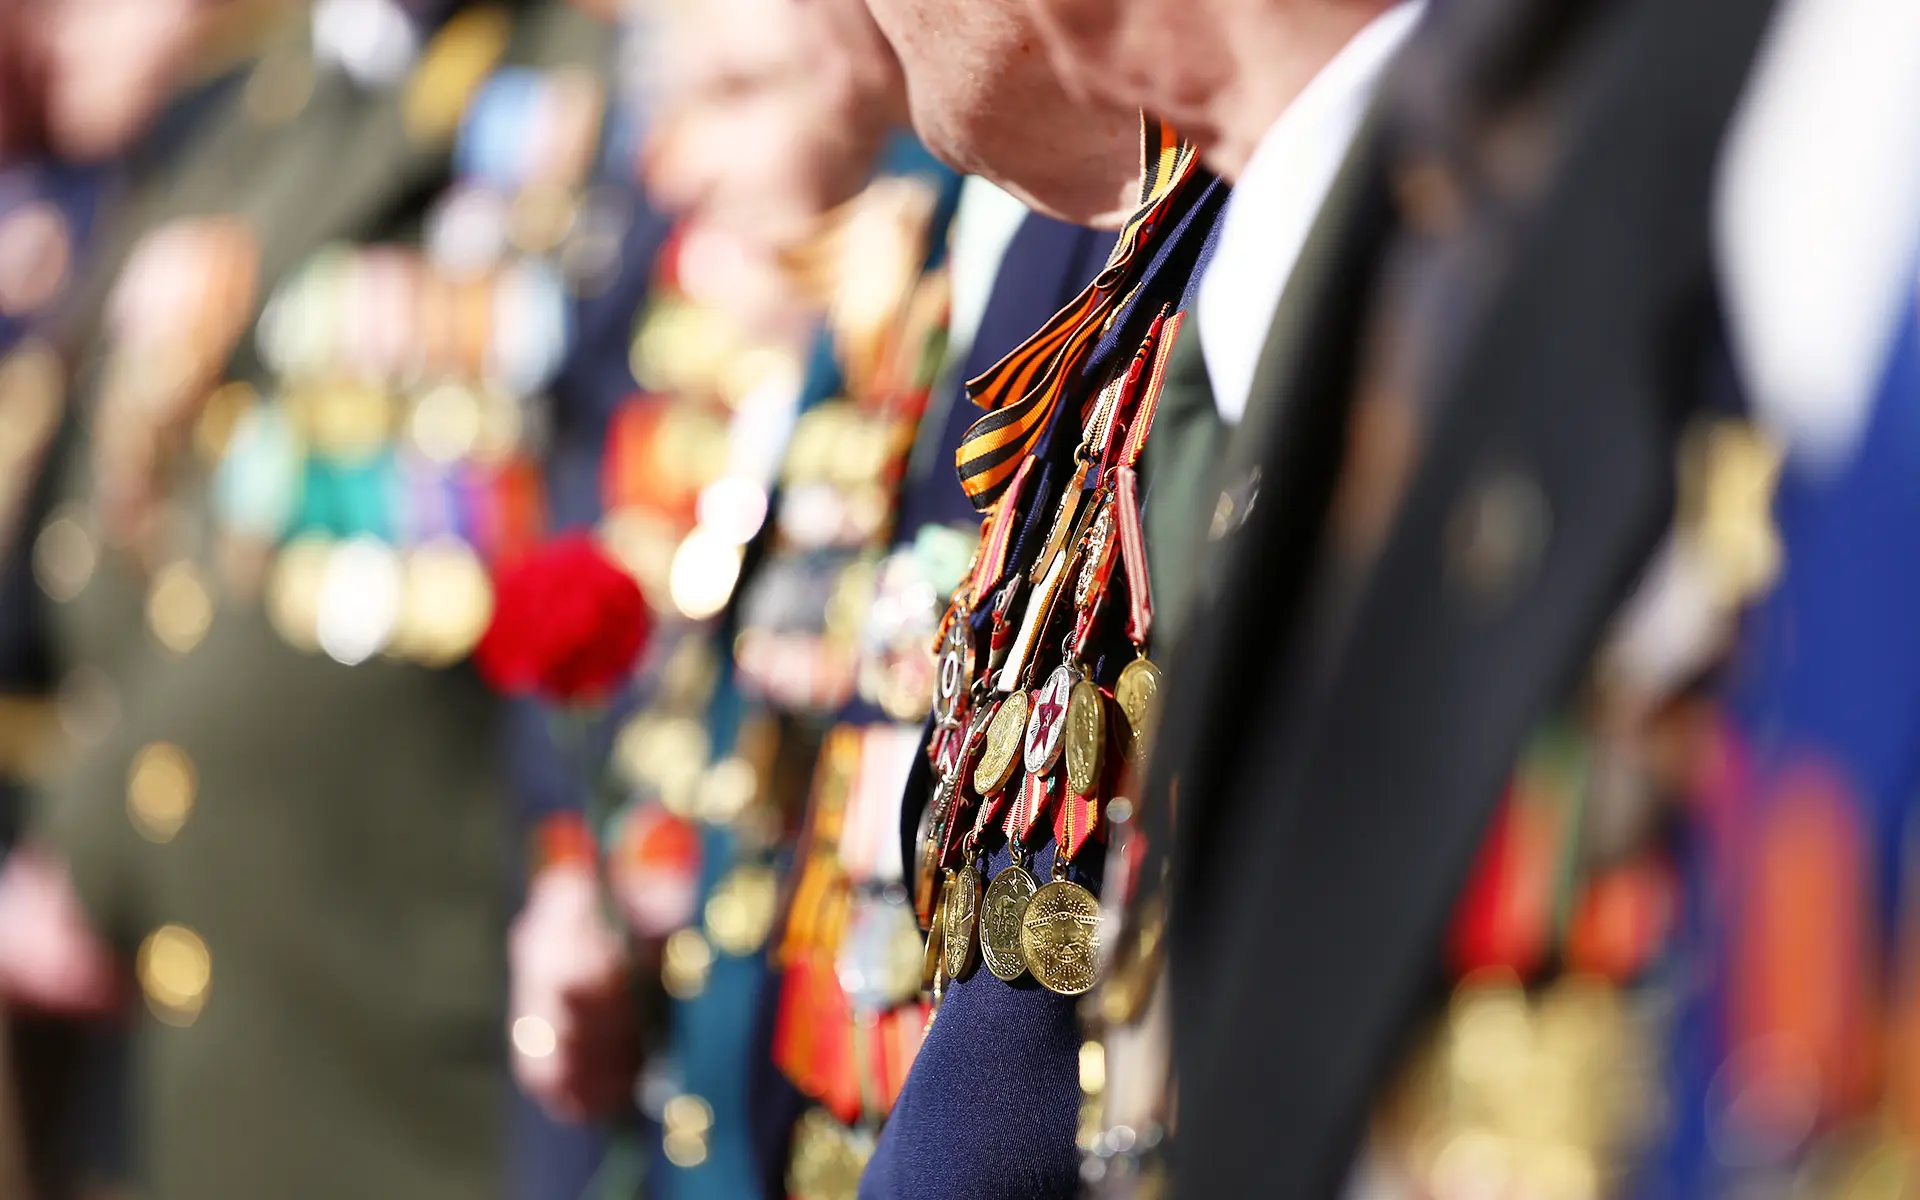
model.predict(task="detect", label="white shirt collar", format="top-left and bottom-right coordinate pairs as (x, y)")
top-left (1714, 0), bottom-right (1920, 473)
top-left (1197, 1), bottom-right (1424, 425)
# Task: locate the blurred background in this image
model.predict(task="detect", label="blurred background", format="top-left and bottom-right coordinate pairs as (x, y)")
top-left (0, 0), bottom-right (1003, 1197)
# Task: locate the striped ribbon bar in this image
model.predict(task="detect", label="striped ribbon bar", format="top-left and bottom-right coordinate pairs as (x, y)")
top-left (953, 119), bottom-right (1199, 511)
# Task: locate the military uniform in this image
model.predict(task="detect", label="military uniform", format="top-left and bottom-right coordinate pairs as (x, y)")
top-left (8, 4), bottom-right (620, 1197)
top-left (1114, 0), bottom-right (1793, 1194)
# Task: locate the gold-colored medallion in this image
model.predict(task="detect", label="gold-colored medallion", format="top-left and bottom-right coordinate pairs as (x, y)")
top-left (1021, 879), bottom-right (1102, 996)
top-left (920, 892), bottom-right (946, 994)
top-left (1113, 657), bottom-right (1163, 764)
top-left (940, 868), bottom-right (981, 982)
top-left (973, 692), bottom-right (1027, 796)
top-left (1065, 679), bottom-right (1106, 795)
top-left (980, 863), bottom-right (1038, 982)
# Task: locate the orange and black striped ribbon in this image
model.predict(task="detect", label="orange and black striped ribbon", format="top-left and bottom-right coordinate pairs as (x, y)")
top-left (953, 118), bottom-right (1198, 512)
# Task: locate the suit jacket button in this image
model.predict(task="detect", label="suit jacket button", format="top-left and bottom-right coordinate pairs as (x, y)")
top-left (1208, 469), bottom-right (1261, 540)
top-left (1445, 467), bottom-right (1550, 609)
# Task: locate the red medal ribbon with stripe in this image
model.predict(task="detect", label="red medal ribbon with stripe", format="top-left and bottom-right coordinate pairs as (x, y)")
top-left (1004, 769), bottom-right (1059, 845)
top-left (1113, 465), bottom-right (1153, 648)
top-left (1055, 786), bottom-right (1102, 860)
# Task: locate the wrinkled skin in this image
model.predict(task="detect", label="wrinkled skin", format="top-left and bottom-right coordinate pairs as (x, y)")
top-left (1014, 0), bottom-right (1391, 180)
top-left (857, 0), bottom-right (1140, 227)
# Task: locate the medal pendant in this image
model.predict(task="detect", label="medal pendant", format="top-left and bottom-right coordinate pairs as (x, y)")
top-left (1021, 877), bottom-right (1103, 996)
top-left (940, 867), bottom-right (981, 982)
top-left (1024, 665), bottom-right (1075, 776)
top-left (973, 692), bottom-right (1028, 796)
top-left (1065, 677), bottom-right (1107, 795)
top-left (980, 863), bottom-right (1039, 982)
top-left (921, 897), bottom-right (946, 995)
top-left (932, 614), bottom-right (974, 728)
top-left (1114, 657), bottom-right (1164, 765)
top-left (914, 770), bottom-right (956, 923)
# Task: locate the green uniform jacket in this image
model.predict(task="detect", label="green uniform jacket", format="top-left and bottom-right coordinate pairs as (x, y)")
top-left (29, 6), bottom-right (607, 1197)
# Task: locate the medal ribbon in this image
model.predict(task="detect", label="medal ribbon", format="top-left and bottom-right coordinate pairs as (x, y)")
top-left (1056, 786), bottom-right (1102, 860)
top-left (961, 455), bottom-right (1036, 611)
top-left (1117, 309), bottom-right (1183, 471)
top-left (1070, 512), bottom-right (1119, 660)
top-left (1113, 465), bottom-right (1153, 648)
top-left (953, 119), bottom-right (1198, 511)
top-left (1098, 308), bottom-right (1170, 480)
top-left (1005, 769), bottom-right (1059, 845)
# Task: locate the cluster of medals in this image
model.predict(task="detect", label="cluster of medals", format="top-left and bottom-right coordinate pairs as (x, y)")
top-left (592, 230), bottom-right (811, 1180)
top-left (1360, 414), bottom-right (1920, 1198)
top-left (755, 168), bottom-right (981, 1200)
top-left (595, 222), bottom-right (809, 954)
top-left (733, 173), bottom-right (963, 720)
top-left (914, 316), bottom-right (1180, 1008)
top-left (196, 58), bottom-right (616, 668)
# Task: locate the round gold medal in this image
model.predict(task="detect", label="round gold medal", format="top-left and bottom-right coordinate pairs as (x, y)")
top-left (1020, 879), bottom-right (1102, 996)
top-left (972, 692), bottom-right (1027, 796)
top-left (980, 864), bottom-right (1038, 982)
top-left (1113, 658), bottom-right (1163, 764)
top-left (1065, 679), bottom-right (1106, 795)
top-left (940, 868), bottom-right (981, 982)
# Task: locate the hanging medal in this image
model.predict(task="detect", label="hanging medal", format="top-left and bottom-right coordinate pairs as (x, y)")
top-left (1019, 310), bottom-right (1172, 998)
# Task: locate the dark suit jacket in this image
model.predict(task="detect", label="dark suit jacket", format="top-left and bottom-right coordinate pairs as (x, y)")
top-left (1149, 0), bottom-right (1780, 1194)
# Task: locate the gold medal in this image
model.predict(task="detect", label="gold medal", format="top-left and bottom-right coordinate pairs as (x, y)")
top-left (980, 863), bottom-right (1038, 982)
top-left (1065, 678), bottom-right (1106, 795)
top-left (973, 691), bottom-right (1027, 795)
top-left (920, 896), bottom-right (946, 994)
top-left (940, 868), bottom-right (980, 982)
top-left (1114, 657), bottom-right (1163, 764)
top-left (1021, 878), bottom-right (1102, 996)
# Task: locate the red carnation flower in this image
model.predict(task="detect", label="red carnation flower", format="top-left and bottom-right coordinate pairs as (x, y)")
top-left (477, 534), bottom-right (649, 704)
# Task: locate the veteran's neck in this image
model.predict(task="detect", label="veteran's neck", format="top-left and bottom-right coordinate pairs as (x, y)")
top-left (1197, 2), bottom-right (1394, 182)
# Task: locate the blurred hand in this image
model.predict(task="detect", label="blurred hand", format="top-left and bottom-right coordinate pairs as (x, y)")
top-left (0, 846), bottom-right (124, 1018)
top-left (508, 865), bottom-right (642, 1121)
top-left (93, 215), bottom-right (260, 552)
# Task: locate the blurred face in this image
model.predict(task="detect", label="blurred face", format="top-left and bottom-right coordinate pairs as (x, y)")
top-left (859, 0), bottom-right (1140, 228)
top-left (643, 0), bottom-right (905, 254)
top-left (0, 0), bottom-right (210, 165)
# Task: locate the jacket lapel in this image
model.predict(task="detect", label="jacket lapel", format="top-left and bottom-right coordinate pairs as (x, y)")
top-left (1159, 0), bottom-right (1781, 1194)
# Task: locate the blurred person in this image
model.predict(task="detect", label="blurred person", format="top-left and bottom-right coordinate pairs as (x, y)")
top-left (842, 0), bottom-right (1427, 1193)
top-left (647, 0), bottom-right (1139, 252)
top-left (0, 3), bottom-right (642, 1198)
top-left (0, 7), bottom-right (228, 1196)
top-left (500, 4), bottom-right (1149, 1198)
top-left (1046, 0), bottom-right (1841, 1193)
